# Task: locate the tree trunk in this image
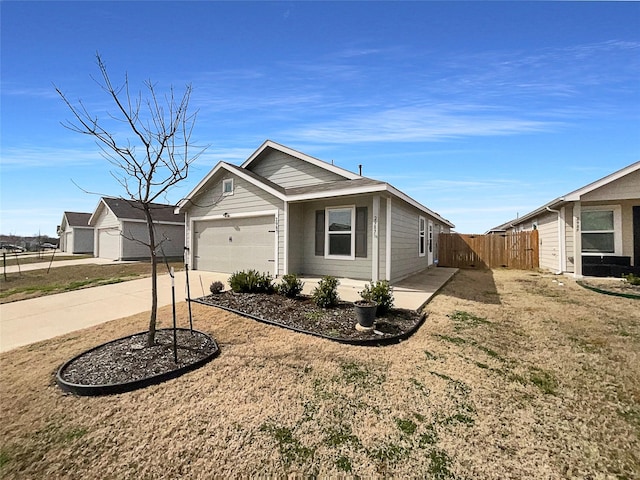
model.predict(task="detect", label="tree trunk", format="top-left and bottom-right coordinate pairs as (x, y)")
top-left (144, 205), bottom-right (158, 347)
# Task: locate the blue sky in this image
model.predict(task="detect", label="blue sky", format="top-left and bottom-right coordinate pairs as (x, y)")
top-left (1, 1), bottom-right (639, 237)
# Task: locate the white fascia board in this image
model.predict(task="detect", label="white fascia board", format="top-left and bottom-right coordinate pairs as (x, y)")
top-left (176, 162), bottom-right (286, 213)
top-left (286, 183), bottom-right (454, 228)
top-left (241, 140), bottom-right (360, 180)
top-left (563, 160), bottom-right (640, 201)
top-left (88, 198), bottom-right (109, 227)
top-left (120, 219), bottom-right (185, 226)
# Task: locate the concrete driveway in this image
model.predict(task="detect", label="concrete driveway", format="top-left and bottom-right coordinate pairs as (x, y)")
top-left (0, 266), bottom-right (456, 353)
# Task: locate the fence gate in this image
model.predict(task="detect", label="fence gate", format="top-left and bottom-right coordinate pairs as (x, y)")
top-left (438, 231), bottom-right (539, 269)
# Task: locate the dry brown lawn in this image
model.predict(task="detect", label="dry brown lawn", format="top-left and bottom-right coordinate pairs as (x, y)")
top-left (1, 269), bottom-right (638, 478)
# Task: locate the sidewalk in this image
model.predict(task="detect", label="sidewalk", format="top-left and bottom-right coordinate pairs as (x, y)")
top-left (0, 270), bottom-right (226, 352)
top-left (1, 256), bottom-right (122, 274)
top-left (0, 267), bottom-right (457, 353)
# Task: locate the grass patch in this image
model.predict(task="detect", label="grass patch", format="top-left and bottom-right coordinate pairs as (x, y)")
top-left (529, 367), bottom-right (558, 395)
top-left (428, 449), bottom-right (455, 479)
top-left (335, 455), bottom-right (352, 472)
top-left (395, 418), bottom-right (418, 436)
top-left (418, 425), bottom-right (439, 447)
top-left (434, 334), bottom-right (467, 346)
top-left (0, 449), bottom-right (11, 468)
top-left (259, 423), bottom-right (314, 466)
top-left (323, 424), bottom-right (361, 448)
top-left (424, 350), bottom-right (438, 360)
top-left (448, 310), bottom-right (491, 330)
top-left (337, 361), bottom-right (386, 388)
top-left (409, 377), bottom-right (430, 396)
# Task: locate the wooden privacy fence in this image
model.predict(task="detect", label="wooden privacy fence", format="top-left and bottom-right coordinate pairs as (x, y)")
top-left (438, 231), bottom-right (539, 269)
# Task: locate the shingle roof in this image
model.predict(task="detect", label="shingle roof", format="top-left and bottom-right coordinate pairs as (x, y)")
top-left (284, 177), bottom-right (385, 197)
top-left (102, 198), bottom-right (183, 223)
top-left (64, 212), bottom-right (92, 227)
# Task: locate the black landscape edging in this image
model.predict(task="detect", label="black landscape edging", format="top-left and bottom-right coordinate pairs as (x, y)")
top-left (576, 281), bottom-right (640, 300)
top-left (192, 298), bottom-right (427, 346)
top-left (56, 328), bottom-right (220, 396)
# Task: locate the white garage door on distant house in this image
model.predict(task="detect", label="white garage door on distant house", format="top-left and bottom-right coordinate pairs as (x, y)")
top-left (193, 215), bottom-right (276, 274)
top-left (97, 228), bottom-right (120, 260)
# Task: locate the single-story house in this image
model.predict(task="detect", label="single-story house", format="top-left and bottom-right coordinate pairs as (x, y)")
top-left (489, 161), bottom-right (640, 277)
top-left (176, 140), bottom-right (454, 283)
top-left (89, 197), bottom-right (185, 261)
top-left (57, 212), bottom-right (94, 254)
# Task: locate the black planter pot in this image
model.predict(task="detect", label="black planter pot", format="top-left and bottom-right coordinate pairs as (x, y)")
top-left (354, 301), bottom-right (377, 328)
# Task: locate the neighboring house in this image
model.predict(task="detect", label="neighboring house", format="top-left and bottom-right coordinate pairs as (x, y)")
top-left (176, 140), bottom-right (454, 283)
top-left (489, 161), bottom-right (640, 277)
top-left (89, 197), bottom-right (185, 261)
top-left (57, 212), bottom-right (94, 254)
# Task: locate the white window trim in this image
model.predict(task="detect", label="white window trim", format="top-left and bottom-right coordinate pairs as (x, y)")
top-left (580, 205), bottom-right (622, 256)
top-left (325, 205), bottom-right (356, 260)
top-left (222, 178), bottom-right (234, 196)
top-left (418, 215), bottom-right (426, 257)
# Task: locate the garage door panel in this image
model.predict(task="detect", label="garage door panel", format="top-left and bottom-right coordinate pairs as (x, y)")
top-left (194, 216), bottom-right (275, 273)
top-left (98, 228), bottom-right (120, 260)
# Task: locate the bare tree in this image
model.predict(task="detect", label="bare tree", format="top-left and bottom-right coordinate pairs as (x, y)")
top-left (56, 54), bottom-right (205, 346)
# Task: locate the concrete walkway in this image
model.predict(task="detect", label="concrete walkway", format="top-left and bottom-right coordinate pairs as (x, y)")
top-left (0, 267), bottom-right (457, 353)
top-left (2, 256), bottom-right (122, 274)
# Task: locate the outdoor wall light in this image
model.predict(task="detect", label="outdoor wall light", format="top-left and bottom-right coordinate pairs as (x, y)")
top-left (223, 212), bottom-right (230, 218)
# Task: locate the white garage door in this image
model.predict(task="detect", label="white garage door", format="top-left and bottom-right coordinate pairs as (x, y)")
top-left (193, 216), bottom-right (276, 274)
top-left (64, 232), bottom-right (72, 253)
top-left (97, 228), bottom-right (120, 260)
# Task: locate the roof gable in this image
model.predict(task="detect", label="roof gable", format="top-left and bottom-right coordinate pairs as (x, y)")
top-left (63, 212), bottom-right (92, 228)
top-left (242, 140), bottom-right (360, 182)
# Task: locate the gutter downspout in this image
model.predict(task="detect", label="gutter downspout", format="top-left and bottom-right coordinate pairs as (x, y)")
top-left (546, 206), bottom-right (564, 274)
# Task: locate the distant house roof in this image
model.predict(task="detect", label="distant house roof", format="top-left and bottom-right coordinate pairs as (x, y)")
top-left (89, 197), bottom-right (183, 226)
top-left (487, 160), bottom-right (640, 232)
top-left (63, 212), bottom-right (92, 228)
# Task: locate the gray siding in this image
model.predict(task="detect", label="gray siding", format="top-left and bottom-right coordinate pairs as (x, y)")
top-left (537, 211), bottom-right (560, 272)
top-left (121, 222), bottom-right (184, 260)
top-left (564, 205), bottom-right (575, 273)
top-left (249, 150), bottom-right (346, 188)
top-left (390, 201), bottom-right (430, 282)
top-left (73, 228), bottom-right (94, 254)
top-left (298, 196), bottom-right (374, 280)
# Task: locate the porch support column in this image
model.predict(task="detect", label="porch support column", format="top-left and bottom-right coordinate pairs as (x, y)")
top-left (573, 202), bottom-right (582, 277)
top-left (386, 197), bottom-right (392, 281)
top-left (372, 195), bottom-right (380, 281)
top-left (559, 206), bottom-right (567, 273)
top-left (283, 202), bottom-right (289, 275)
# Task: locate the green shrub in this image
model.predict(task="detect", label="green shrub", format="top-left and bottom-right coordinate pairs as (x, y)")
top-left (623, 273), bottom-right (640, 286)
top-left (359, 280), bottom-right (394, 316)
top-left (209, 280), bottom-right (224, 294)
top-left (229, 269), bottom-right (274, 293)
top-left (312, 276), bottom-right (340, 308)
top-left (278, 274), bottom-right (304, 298)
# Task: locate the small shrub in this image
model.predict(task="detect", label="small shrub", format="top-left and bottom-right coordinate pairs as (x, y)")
top-left (312, 276), bottom-right (339, 308)
top-left (359, 280), bottom-right (394, 316)
top-left (229, 269), bottom-right (274, 293)
top-left (209, 280), bottom-right (224, 294)
top-left (278, 274), bottom-right (304, 298)
top-left (623, 273), bottom-right (640, 286)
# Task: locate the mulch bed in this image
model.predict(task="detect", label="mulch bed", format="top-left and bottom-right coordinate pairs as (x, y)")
top-left (195, 291), bottom-right (425, 343)
top-left (57, 329), bottom-right (218, 391)
top-left (578, 279), bottom-right (640, 299)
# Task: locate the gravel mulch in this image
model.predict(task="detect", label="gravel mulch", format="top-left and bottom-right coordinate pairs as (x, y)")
top-left (58, 329), bottom-right (218, 388)
top-left (195, 291), bottom-right (425, 342)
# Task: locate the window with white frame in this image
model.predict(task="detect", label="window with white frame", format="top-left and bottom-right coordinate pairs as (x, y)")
top-left (581, 206), bottom-right (621, 255)
top-left (419, 216), bottom-right (426, 257)
top-left (326, 207), bottom-right (355, 258)
top-left (222, 178), bottom-right (234, 196)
